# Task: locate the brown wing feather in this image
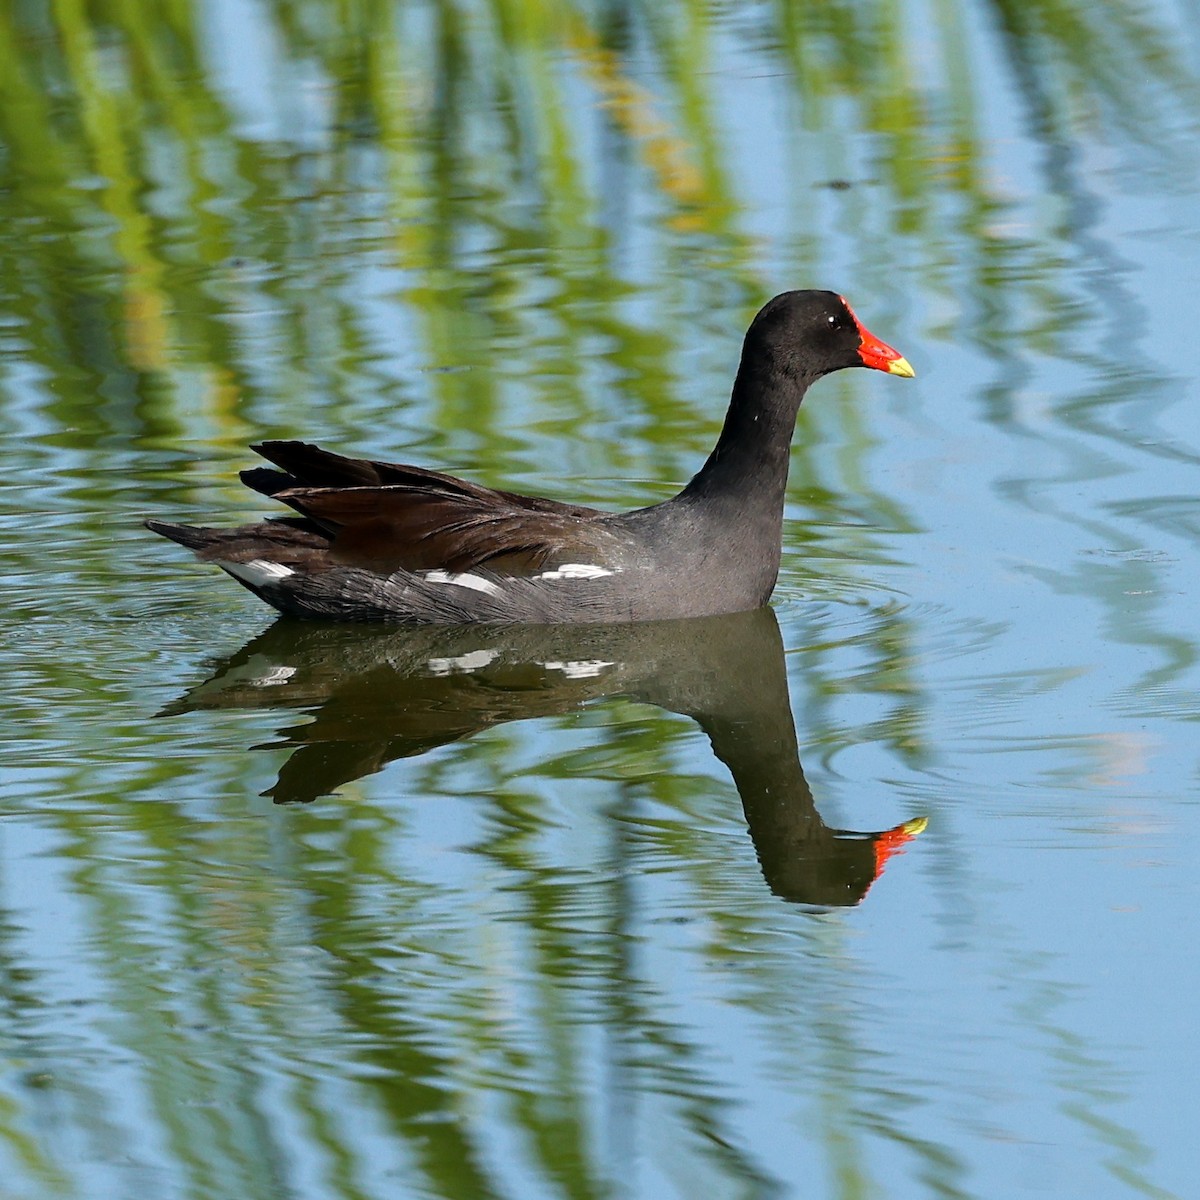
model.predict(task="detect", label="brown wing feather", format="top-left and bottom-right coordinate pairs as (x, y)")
top-left (244, 441), bottom-right (618, 574)
top-left (270, 484), bottom-right (620, 574)
top-left (252, 440), bottom-right (601, 519)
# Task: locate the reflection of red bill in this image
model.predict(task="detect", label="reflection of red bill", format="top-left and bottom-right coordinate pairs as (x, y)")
top-left (873, 816), bottom-right (929, 880)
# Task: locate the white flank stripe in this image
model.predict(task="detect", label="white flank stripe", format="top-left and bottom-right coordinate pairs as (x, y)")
top-left (541, 659), bottom-right (616, 680)
top-left (222, 560), bottom-right (295, 587)
top-left (533, 563), bottom-right (615, 581)
top-left (251, 666), bottom-right (297, 687)
top-left (427, 649), bottom-right (499, 676)
top-left (423, 569), bottom-right (503, 597)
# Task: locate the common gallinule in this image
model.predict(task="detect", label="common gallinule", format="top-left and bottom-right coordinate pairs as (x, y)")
top-left (147, 290), bottom-right (913, 622)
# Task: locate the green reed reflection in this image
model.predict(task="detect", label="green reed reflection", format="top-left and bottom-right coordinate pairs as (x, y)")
top-left (3, 0), bottom-right (1190, 445)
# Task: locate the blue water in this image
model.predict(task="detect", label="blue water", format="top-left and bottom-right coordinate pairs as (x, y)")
top-left (1, 1), bottom-right (1198, 1197)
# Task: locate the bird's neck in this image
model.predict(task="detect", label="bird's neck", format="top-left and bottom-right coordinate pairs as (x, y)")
top-left (681, 364), bottom-right (810, 507)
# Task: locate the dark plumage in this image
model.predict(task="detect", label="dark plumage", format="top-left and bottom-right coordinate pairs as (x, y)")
top-left (146, 290), bottom-right (913, 623)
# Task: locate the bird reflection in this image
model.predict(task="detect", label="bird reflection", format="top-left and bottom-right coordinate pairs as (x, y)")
top-left (163, 607), bottom-right (923, 907)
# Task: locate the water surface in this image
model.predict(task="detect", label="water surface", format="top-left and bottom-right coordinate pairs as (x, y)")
top-left (2, 2), bottom-right (1199, 1197)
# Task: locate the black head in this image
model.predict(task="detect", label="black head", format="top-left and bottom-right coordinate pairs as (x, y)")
top-left (743, 290), bottom-right (913, 381)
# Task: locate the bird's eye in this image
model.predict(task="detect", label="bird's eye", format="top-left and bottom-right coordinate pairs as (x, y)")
top-left (827, 315), bottom-right (839, 327)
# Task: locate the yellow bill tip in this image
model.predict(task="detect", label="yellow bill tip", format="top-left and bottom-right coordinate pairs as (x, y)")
top-left (887, 356), bottom-right (916, 379)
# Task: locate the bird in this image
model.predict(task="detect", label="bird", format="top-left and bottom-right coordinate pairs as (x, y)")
top-left (146, 289), bottom-right (913, 623)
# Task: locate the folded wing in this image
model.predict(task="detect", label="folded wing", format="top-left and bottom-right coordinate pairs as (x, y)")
top-left (243, 440), bottom-right (620, 575)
